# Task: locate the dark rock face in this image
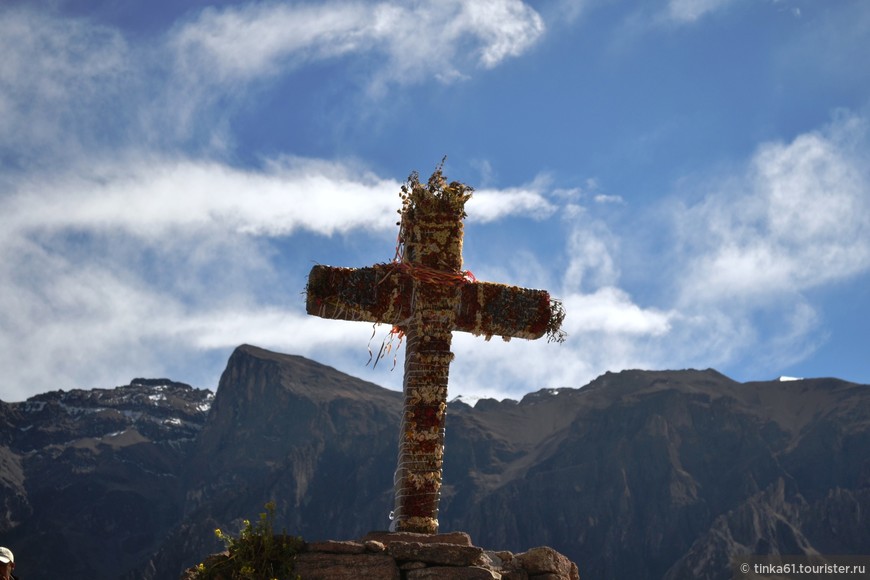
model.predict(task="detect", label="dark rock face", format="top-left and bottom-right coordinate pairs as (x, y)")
top-left (2, 345), bottom-right (869, 580)
top-left (442, 371), bottom-right (870, 580)
top-left (0, 378), bottom-right (213, 578)
top-left (146, 346), bottom-right (402, 579)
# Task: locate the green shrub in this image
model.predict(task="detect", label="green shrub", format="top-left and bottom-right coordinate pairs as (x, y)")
top-left (191, 502), bottom-right (304, 580)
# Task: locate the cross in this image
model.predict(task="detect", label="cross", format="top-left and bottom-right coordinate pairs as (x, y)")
top-left (306, 164), bottom-right (565, 534)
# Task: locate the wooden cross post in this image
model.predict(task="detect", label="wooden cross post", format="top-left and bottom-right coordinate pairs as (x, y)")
top-left (306, 166), bottom-right (565, 534)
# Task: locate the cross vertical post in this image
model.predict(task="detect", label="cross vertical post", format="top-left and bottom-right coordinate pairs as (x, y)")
top-left (390, 173), bottom-right (467, 533)
top-left (306, 164), bottom-right (565, 534)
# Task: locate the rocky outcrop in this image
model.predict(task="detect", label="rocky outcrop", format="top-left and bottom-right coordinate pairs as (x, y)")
top-left (184, 532), bottom-right (580, 580)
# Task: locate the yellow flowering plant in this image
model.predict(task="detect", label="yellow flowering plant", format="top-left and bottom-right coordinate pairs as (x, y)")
top-left (191, 502), bottom-right (303, 580)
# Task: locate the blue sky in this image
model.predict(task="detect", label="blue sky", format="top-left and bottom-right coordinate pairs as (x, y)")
top-left (2, 0), bottom-right (869, 402)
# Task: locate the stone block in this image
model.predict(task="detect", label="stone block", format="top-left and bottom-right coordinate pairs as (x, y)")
top-left (294, 551), bottom-right (399, 580)
top-left (364, 540), bottom-right (387, 552)
top-left (388, 541), bottom-right (484, 566)
top-left (303, 540), bottom-right (365, 554)
top-left (399, 561), bottom-right (428, 570)
top-left (516, 547), bottom-right (579, 580)
top-left (362, 531), bottom-right (473, 546)
top-left (407, 565), bottom-right (502, 579)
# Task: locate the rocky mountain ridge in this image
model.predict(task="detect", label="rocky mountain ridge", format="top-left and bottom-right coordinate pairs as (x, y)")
top-left (1, 345), bottom-right (869, 580)
top-left (0, 378), bottom-right (213, 578)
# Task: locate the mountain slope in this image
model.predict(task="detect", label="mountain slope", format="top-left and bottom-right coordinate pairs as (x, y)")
top-left (0, 378), bottom-right (213, 578)
top-left (2, 345), bottom-right (868, 580)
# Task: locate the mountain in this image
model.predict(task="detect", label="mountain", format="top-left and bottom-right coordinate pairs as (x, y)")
top-left (0, 378), bottom-right (213, 578)
top-left (2, 345), bottom-right (869, 579)
top-left (441, 370), bottom-right (870, 579)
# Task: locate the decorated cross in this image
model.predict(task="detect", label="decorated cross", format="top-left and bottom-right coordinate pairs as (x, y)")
top-left (306, 164), bottom-right (565, 534)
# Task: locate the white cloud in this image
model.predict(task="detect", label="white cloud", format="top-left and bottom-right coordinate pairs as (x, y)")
top-left (0, 238), bottom-right (186, 397)
top-left (0, 2), bottom-right (545, 167)
top-left (178, 307), bottom-right (371, 353)
top-left (462, 0), bottom-right (546, 67)
top-left (563, 287), bottom-right (672, 336)
top-left (549, 0), bottom-right (593, 24)
top-left (434, 208), bottom-right (675, 399)
top-left (677, 113), bottom-right (870, 305)
top-left (4, 157), bottom-right (401, 240)
top-left (468, 184), bottom-right (556, 222)
top-left (664, 0), bottom-right (812, 24)
top-left (660, 112), bottom-right (870, 375)
top-left (551, 187), bottom-right (583, 200)
top-left (0, 151), bottom-right (578, 400)
top-left (446, 291), bottom-right (670, 398)
top-left (169, 0), bottom-right (544, 92)
top-left (666, 0), bottom-right (734, 23)
top-left (4, 156), bottom-right (571, 243)
top-left (169, 3), bottom-right (371, 82)
top-left (593, 194), bottom-right (625, 204)
top-left (563, 221), bottom-right (619, 291)
top-left (2, 2), bottom-right (869, 404)
top-left (0, 7), bottom-right (131, 161)
top-left (4, 109), bottom-right (865, 401)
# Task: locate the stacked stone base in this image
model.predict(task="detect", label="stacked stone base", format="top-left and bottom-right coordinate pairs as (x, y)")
top-left (290, 532), bottom-right (577, 580)
top-left (188, 531), bottom-right (580, 580)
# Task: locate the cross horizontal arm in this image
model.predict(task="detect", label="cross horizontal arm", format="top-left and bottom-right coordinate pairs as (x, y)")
top-left (306, 264), bottom-right (410, 325)
top-left (306, 264), bottom-right (554, 340)
top-left (456, 281), bottom-right (553, 340)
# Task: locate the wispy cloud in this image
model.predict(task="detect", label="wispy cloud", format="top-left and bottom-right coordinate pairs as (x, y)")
top-left (1, 0), bottom-right (868, 403)
top-left (664, 112), bottom-right (870, 374)
top-left (0, 149), bottom-right (573, 400)
top-left (169, 0), bottom-right (545, 94)
top-left (2, 111), bottom-right (868, 399)
top-left (564, 288), bottom-right (671, 336)
top-left (3, 155), bottom-right (571, 243)
top-left (665, 0), bottom-right (735, 23)
top-left (664, 0), bottom-right (808, 24)
top-left (470, 178), bottom-right (557, 222)
top-left (0, 1), bottom-right (551, 400)
top-left (4, 157), bottom-right (401, 239)
top-left (1, 1), bottom-right (546, 164)
top-left (0, 7), bottom-right (132, 164)
top-left (676, 112), bottom-right (870, 304)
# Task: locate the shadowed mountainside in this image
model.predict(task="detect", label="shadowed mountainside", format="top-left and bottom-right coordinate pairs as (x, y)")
top-left (0, 378), bottom-right (213, 578)
top-left (1, 345), bottom-right (868, 579)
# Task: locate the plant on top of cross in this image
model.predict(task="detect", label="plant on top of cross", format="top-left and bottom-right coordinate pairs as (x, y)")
top-left (398, 157), bottom-right (473, 227)
top-left (396, 158), bottom-right (473, 274)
